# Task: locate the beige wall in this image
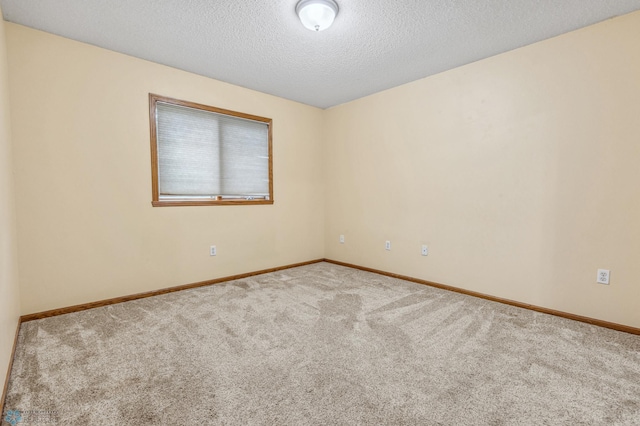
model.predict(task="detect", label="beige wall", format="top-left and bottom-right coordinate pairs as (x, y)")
top-left (0, 8), bottom-right (21, 396)
top-left (4, 11), bottom-right (640, 328)
top-left (6, 23), bottom-right (325, 315)
top-left (324, 12), bottom-right (640, 327)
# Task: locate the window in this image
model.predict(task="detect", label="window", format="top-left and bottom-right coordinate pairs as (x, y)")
top-left (149, 94), bottom-right (273, 206)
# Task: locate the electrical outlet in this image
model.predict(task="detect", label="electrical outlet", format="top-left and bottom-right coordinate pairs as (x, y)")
top-left (210, 245), bottom-right (217, 256)
top-left (597, 269), bottom-right (610, 285)
top-left (339, 235), bottom-right (345, 244)
top-left (385, 241), bottom-right (391, 251)
top-left (421, 245), bottom-right (428, 256)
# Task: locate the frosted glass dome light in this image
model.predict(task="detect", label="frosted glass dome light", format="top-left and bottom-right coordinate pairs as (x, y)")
top-left (296, 0), bottom-right (339, 32)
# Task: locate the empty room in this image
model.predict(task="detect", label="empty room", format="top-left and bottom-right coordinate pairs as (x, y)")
top-left (1, 0), bottom-right (639, 424)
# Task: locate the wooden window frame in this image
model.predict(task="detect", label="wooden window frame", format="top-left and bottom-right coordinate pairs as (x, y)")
top-left (149, 94), bottom-right (274, 207)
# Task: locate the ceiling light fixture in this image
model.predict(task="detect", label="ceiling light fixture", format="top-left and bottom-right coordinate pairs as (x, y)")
top-left (296, 0), bottom-right (339, 32)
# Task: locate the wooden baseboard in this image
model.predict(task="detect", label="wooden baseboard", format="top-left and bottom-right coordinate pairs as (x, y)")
top-left (19, 257), bottom-right (640, 336)
top-left (324, 259), bottom-right (640, 335)
top-left (10, 256), bottom-right (635, 415)
top-left (21, 259), bottom-right (324, 322)
top-left (0, 318), bottom-right (21, 419)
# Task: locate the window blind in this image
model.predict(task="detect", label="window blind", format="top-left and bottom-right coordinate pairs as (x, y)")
top-left (156, 102), bottom-right (270, 199)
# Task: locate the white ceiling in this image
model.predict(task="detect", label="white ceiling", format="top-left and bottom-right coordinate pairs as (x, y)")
top-left (2, 0), bottom-right (640, 109)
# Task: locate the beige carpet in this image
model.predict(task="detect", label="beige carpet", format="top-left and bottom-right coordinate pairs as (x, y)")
top-left (3, 262), bottom-right (640, 425)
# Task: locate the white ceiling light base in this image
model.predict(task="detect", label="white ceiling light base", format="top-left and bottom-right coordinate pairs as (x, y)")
top-left (296, 0), bottom-right (339, 32)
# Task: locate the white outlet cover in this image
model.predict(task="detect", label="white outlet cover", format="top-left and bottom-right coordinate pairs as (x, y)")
top-left (339, 235), bottom-right (345, 244)
top-left (210, 245), bottom-right (217, 256)
top-left (385, 241), bottom-right (391, 251)
top-left (421, 245), bottom-right (428, 256)
top-left (597, 269), bottom-right (610, 285)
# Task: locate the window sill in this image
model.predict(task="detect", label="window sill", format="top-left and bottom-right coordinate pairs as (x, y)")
top-left (152, 199), bottom-right (274, 207)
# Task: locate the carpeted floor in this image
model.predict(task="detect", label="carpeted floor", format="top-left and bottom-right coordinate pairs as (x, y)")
top-left (3, 262), bottom-right (640, 425)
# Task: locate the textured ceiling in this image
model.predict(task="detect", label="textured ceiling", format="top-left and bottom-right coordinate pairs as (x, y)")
top-left (2, 0), bottom-right (640, 109)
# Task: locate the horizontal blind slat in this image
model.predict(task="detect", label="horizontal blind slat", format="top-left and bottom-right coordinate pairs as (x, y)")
top-left (155, 101), bottom-right (270, 199)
